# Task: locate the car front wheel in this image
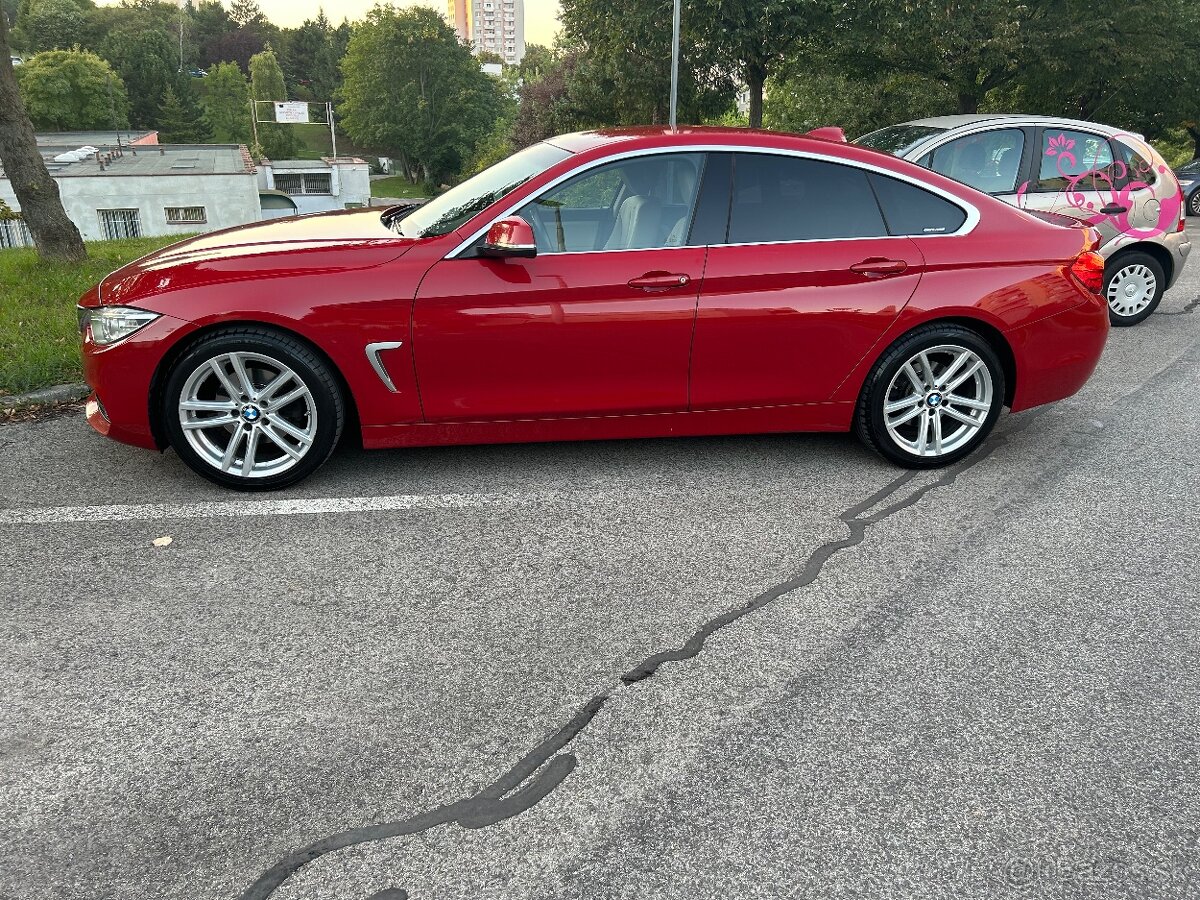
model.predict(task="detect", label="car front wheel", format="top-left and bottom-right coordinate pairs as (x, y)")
top-left (1104, 251), bottom-right (1164, 326)
top-left (162, 328), bottom-right (344, 490)
top-left (855, 325), bottom-right (1005, 469)
top-left (1189, 190), bottom-right (1200, 218)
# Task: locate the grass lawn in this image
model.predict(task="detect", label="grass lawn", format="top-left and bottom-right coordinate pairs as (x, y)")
top-left (0, 235), bottom-right (186, 396)
top-left (370, 175), bottom-right (429, 200)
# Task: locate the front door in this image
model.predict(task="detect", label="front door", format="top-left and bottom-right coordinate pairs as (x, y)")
top-left (413, 152), bottom-right (708, 421)
top-left (690, 152), bottom-right (926, 408)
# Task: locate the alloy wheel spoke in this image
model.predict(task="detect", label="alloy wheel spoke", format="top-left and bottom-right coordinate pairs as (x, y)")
top-left (265, 414), bottom-right (314, 446)
top-left (258, 371), bottom-right (293, 402)
top-left (918, 351), bottom-right (937, 389)
top-left (209, 358), bottom-right (241, 400)
top-left (220, 428), bottom-right (246, 472)
top-left (261, 424), bottom-right (305, 459)
top-left (945, 359), bottom-right (984, 393)
top-left (182, 413), bottom-right (239, 431)
top-left (889, 404), bottom-right (924, 427)
top-left (932, 410), bottom-right (944, 455)
top-left (945, 393), bottom-right (990, 411)
top-left (902, 363), bottom-right (925, 393)
top-left (885, 394), bottom-right (921, 414)
top-left (269, 385), bottom-right (309, 410)
top-left (240, 429), bottom-right (261, 477)
top-left (180, 398), bottom-right (237, 412)
top-left (228, 352), bottom-right (256, 399)
top-left (938, 350), bottom-right (971, 388)
top-left (940, 405), bottom-right (980, 428)
top-left (915, 411), bottom-right (930, 455)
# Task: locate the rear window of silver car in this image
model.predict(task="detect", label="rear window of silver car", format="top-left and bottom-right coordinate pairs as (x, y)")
top-left (856, 125), bottom-right (947, 156)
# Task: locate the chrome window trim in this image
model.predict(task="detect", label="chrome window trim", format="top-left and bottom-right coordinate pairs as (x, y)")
top-left (447, 144), bottom-right (981, 259)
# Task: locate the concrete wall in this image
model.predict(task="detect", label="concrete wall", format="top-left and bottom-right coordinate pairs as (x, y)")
top-left (0, 173), bottom-right (260, 241)
top-left (259, 162), bottom-right (372, 215)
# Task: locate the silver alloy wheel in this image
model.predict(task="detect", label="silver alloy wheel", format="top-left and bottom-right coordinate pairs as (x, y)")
top-left (178, 351), bottom-right (317, 478)
top-left (1106, 263), bottom-right (1158, 318)
top-left (883, 344), bottom-right (994, 458)
top-left (1190, 191), bottom-right (1200, 217)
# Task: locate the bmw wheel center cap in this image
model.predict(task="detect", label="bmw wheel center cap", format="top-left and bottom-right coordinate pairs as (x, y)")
top-left (241, 405), bottom-right (261, 423)
top-left (927, 393), bottom-right (943, 408)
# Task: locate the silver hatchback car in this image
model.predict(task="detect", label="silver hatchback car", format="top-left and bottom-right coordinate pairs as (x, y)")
top-left (858, 115), bottom-right (1192, 326)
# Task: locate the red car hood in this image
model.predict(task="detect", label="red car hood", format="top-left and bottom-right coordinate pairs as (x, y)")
top-left (98, 209), bottom-right (419, 307)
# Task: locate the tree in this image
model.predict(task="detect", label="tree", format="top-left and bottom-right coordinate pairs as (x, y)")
top-left (102, 27), bottom-right (175, 127)
top-left (690, 0), bottom-right (827, 128)
top-left (283, 9), bottom-right (338, 100)
top-left (339, 6), bottom-right (505, 185)
top-left (158, 74), bottom-right (211, 142)
top-left (10, 0), bottom-right (89, 52)
top-left (249, 47), bottom-right (298, 158)
top-left (765, 68), bottom-right (954, 138)
top-left (559, 0), bottom-right (735, 126)
top-left (229, 0), bottom-right (266, 31)
top-left (14, 48), bottom-right (128, 130)
top-left (205, 26), bottom-right (264, 71)
top-left (204, 60), bottom-right (250, 142)
top-left (191, 0), bottom-right (234, 68)
top-left (0, 11), bottom-right (86, 261)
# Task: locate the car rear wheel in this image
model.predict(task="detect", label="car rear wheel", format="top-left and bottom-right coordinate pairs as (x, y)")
top-left (162, 328), bottom-right (344, 491)
top-left (1104, 252), bottom-right (1164, 326)
top-left (1189, 190), bottom-right (1200, 218)
top-left (854, 324), bottom-right (1005, 469)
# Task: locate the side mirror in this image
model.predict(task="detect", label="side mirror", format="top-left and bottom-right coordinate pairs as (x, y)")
top-left (479, 217), bottom-right (537, 259)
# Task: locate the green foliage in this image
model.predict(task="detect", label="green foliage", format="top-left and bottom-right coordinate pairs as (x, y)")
top-left (203, 60), bottom-right (250, 142)
top-left (282, 9), bottom-right (339, 101)
top-left (9, 0), bottom-right (88, 52)
top-left (102, 27), bottom-right (175, 128)
top-left (369, 175), bottom-right (429, 199)
top-left (559, 0), bottom-right (735, 125)
top-left (338, 5), bottom-right (504, 185)
top-left (0, 235), bottom-right (184, 394)
top-left (14, 47), bottom-right (128, 130)
top-left (156, 77), bottom-right (211, 142)
top-left (249, 47), bottom-right (299, 158)
top-left (765, 69), bottom-right (954, 138)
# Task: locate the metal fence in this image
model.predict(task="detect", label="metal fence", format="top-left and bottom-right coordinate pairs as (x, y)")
top-left (0, 218), bottom-right (33, 249)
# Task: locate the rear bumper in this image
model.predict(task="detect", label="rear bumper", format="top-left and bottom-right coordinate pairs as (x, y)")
top-left (81, 313), bottom-right (197, 451)
top-left (1008, 294), bottom-right (1109, 413)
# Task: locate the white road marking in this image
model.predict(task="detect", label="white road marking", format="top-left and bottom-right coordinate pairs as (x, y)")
top-left (0, 492), bottom-right (574, 525)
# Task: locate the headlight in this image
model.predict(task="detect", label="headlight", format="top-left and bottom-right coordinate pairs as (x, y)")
top-left (78, 306), bottom-right (161, 346)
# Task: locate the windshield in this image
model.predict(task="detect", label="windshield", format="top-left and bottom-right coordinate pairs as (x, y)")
top-left (392, 142), bottom-right (572, 238)
top-left (856, 124), bottom-right (948, 157)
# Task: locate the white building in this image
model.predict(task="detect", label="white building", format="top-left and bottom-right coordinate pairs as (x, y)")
top-left (257, 158), bottom-right (372, 217)
top-left (1, 133), bottom-right (260, 245)
top-left (0, 132), bottom-right (374, 247)
top-left (473, 0), bottom-right (525, 65)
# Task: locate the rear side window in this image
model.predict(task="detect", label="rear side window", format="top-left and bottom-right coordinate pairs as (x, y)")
top-left (868, 173), bottom-right (968, 236)
top-left (728, 154), bottom-right (887, 243)
top-left (1035, 129), bottom-right (1117, 193)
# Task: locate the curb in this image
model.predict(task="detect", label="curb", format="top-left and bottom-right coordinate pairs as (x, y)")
top-left (0, 383), bottom-right (89, 410)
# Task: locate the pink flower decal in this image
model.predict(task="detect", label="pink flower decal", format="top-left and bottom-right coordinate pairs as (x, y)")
top-left (1046, 133), bottom-right (1075, 156)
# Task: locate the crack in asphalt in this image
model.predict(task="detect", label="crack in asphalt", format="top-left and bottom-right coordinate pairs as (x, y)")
top-left (1157, 294), bottom-right (1200, 316)
top-left (239, 413), bottom-right (1049, 900)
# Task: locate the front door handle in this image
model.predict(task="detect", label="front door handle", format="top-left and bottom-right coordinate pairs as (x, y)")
top-left (628, 271), bottom-right (692, 291)
top-left (850, 258), bottom-right (908, 278)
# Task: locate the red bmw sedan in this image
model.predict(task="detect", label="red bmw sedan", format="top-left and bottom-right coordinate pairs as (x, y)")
top-left (77, 127), bottom-right (1109, 490)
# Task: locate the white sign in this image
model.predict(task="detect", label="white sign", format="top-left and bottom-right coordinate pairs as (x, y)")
top-left (274, 102), bottom-right (310, 124)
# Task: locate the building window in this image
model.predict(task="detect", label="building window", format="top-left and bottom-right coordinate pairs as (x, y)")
top-left (274, 173), bottom-right (333, 195)
top-left (0, 217), bottom-right (33, 249)
top-left (165, 206), bottom-right (207, 225)
top-left (98, 208), bottom-right (141, 240)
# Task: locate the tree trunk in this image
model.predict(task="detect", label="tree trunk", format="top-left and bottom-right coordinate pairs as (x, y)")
top-left (747, 66), bottom-right (765, 129)
top-left (956, 92), bottom-right (979, 114)
top-left (1188, 125), bottom-right (1200, 161)
top-left (0, 13), bottom-right (86, 262)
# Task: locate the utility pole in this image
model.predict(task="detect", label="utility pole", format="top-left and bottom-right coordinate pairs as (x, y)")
top-left (669, 0), bottom-right (681, 129)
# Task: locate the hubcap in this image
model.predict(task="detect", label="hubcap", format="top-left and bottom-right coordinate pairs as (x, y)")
top-left (884, 344), bottom-right (994, 458)
top-left (178, 351), bottom-right (317, 478)
top-left (1190, 192), bottom-right (1200, 217)
top-left (1106, 263), bottom-right (1157, 318)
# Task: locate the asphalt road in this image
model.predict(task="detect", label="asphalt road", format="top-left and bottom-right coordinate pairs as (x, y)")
top-left (3, 227), bottom-right (1199, 900)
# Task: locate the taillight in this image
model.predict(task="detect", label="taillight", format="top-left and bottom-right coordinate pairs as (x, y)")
top-left (1070, 251), bottom-right (1105, 294)
top-left (1178, 188), bottom-right (1187, 232)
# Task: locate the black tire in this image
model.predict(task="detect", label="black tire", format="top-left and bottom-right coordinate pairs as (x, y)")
top-left (1103, 251), bottom-right (1165, 327)
top-left (1188, 189), bottom-right (1200, 218)
top-left (162, 327), bottom-right (344, 491)
top-left (854, 324), bottom-right (1005, 469)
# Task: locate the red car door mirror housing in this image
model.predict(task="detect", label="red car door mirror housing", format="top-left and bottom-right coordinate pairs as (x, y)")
top-left (479, 217), bottom-right (538, 259)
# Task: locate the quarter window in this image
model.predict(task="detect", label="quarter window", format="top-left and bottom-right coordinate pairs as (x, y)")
top-left (727, 154), bottom-right (887, 243)
top-left (517, 153), bottom-right (704, 253)
top-left (869, 173), bottom-right (967, 236)
top-left (1035, 130), bottom-right (1117, 193)
top-left (1115, 140), bottom-right (1158, 188)
top-left (929, 128), bottom-right (1025, 195)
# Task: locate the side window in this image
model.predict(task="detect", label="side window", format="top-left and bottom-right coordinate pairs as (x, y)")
top-left (727, 154), bottom-right (887, 243)
top-left (929, 128), bottom-right (1025, 194)
top-left (1115, 139), bottom-right (1159, 189)
top-left (1035, 129), bottom-right (1117, 193)
top-left (517, 153), bottom-right (704, 253)
top-left (868, 173), bottom-right (968, 236)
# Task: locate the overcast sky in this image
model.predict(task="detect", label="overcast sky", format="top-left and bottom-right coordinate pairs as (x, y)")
top-left (94, 0), bottom-right (563, 47)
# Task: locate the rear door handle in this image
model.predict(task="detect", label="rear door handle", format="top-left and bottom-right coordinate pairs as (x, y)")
top-left (628, 271), bottom-right (692, 291)
top-left (1100, 203), bottom-right (1128, 215)
top-left (850, 258), bottom-right (908, 278)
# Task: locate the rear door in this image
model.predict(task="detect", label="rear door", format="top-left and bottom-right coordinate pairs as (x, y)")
top-left (1017, 127), bottom-right (1124, 246)
top-left (689, 152), bottom-right (926, 408)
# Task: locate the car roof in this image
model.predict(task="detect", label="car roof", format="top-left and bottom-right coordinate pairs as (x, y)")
top-left (545, 126), bottom-right (850, 155)
top-left (899, 114), bottom-right (1140, 139)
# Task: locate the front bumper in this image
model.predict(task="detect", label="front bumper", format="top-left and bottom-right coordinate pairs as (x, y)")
top-left (81, 313), bottom-right (198, 450)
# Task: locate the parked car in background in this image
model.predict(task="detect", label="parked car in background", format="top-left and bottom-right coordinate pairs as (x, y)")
top-left (9, 55), bottom-right (22, 66)
top-left (78, 127), bottom-right (1110, 489)
top-left (858, 115), bottom-right (1191, 326)
top-left (1175, 160), bottom-right (1200, 217)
